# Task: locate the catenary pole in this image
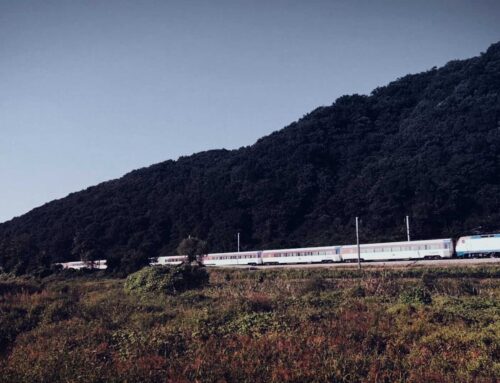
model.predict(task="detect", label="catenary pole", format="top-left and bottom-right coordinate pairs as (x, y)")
top-left (237, 232), bottom-right (240, 253)
top-left (356, 217), bottom-right (361, 269)
top-left (406, 216), bottom-right (410, 242)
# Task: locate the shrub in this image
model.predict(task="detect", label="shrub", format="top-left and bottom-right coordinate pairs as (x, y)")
top-left (350, 284), bottom-right (366, 298)
top-left (124, 264), bottom-right (209, 295)
top-left (42, 299), bottom-right (75, 324)
top-left (223, 312), bottom-right (287, 336)
top-left (421, 272), bottom-right (437, 290)
top-left (457, 280), bottom-right (479, 296)
top-left (245, 292), bottom-right (274, 312)
top-left (301, 276), bottom-right (328, 294)
top-left (301, 291), bottom-right (341, 308)
top-left (0, 307), bottom-right (41, 352)
top-left (399, 286), bottom-right (432, 305)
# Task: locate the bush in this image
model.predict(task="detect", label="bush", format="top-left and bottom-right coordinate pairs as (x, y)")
top-left (399, 286), bottom-right (432, 305)
top-left (42, 299), bottom-right (76, 324)
top-left (421, 272), bottom-right (437, 290)
top-left (245, 292), bottom-right (274, 312)
top-left (350, 284), bottom-right (366, 298)
top-left (301, 276), bottom-right (328, 294)
top-left (457, 280), bottom-right (479, 296)
top-left (124, 264), bottom-right (209, 295)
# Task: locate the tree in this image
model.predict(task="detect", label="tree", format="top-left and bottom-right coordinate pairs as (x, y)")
top-left (71, 228), bottom-right (103, 269)
top-left (176, 237), bottom-right (208, 263)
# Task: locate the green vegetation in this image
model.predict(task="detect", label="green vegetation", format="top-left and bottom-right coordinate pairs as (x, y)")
top-left (124, 264), bottom-right (209, 295)
top-left (176, 237), bottom-right (208, 263)
top-left (2, 42), bottom-right (500, 275)
top-left (0, 266), bottom-right (498, 382)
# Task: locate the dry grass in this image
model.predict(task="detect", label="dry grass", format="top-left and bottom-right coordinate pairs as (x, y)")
top-left (0, 266), bottom-right (499, 382)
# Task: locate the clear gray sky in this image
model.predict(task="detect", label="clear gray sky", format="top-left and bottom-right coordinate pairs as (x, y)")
top-left (1, 0), bottom-right (499, 223)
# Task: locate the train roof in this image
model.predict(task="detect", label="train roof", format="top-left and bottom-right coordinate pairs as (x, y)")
top-left (341, 238), bottom-right (452, 248)
top-left (196, 238), bottom-right (458, 257)
top-left (261, 245), bottom-right (340, 253)
top-left (458, 234), bottom-right (500, 239)
top-left (207, 250), bottom-right (260, 256)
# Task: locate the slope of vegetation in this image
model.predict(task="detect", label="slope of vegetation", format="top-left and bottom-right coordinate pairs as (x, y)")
top-left (1, 42), bottom-right (500, 275)
top-left (0, 266), bottom-right (499, 382)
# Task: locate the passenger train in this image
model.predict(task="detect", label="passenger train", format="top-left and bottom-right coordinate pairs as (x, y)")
top-left (59, 234), bottom-right (500, 269)
top-left (155, 237), bottom-right (456, 266)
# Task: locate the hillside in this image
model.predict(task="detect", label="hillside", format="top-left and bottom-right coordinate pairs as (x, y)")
top-left (1, 42), bottom-right (500, 275)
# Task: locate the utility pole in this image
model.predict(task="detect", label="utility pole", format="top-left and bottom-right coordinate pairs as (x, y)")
top-left (356, 217), bottom-right (361, 269)
top-left (406, 216), bottom-right (410, 242)
top-left (237, 232), bottom-right (240, 253)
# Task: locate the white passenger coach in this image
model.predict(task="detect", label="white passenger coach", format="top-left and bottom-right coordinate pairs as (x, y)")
top-left (58, 260), bottom-right (107, 270)
top-left (153, 255), bottom-right (187, 266)
top-left (340, 238), bottom-right (453, 262)
top-left (261, 246), bottom-right (341, 264)
top-left (203, 251), bottom-right (262, 266)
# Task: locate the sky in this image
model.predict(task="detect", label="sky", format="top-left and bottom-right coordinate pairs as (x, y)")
top-left (1, 0), bottom-right (500, 223)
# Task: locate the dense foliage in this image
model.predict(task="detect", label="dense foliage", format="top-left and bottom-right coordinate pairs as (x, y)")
top-left (124, 264), bottom-right (209, 295)
top-left (1, 42), bottom-right (500, 274)
top-left (0, 266), bottom-right (499, 382)
top-left (176, 237), bottom-right (208, 263)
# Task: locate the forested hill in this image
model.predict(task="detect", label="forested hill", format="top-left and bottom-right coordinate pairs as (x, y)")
top-left (2, 42), bottom-right (500, 275)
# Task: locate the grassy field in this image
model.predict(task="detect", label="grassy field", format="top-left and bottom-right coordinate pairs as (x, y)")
top-left (0, 266), bottom-right (499, 382)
